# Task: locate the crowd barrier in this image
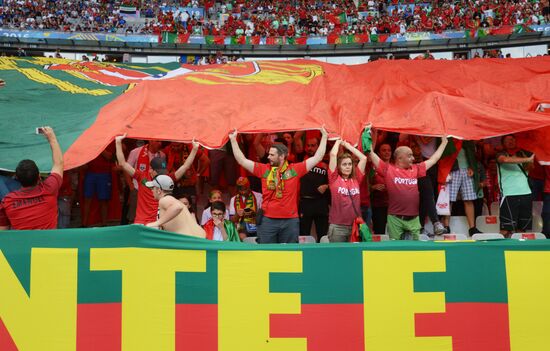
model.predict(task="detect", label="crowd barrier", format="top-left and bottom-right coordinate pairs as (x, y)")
top-left (0, 225), bottom-right (549, 350)
top-left (2, 24), bottom-right (549, 46)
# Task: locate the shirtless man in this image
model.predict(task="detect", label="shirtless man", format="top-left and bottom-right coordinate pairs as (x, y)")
top-left (145, 175), bottom-right (206, 238)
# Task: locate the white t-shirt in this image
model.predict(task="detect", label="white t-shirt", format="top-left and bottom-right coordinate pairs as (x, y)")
top-left (200, 207), bottom-right (229, 225)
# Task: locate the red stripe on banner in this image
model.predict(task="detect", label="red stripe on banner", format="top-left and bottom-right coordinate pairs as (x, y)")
top-left (270, 304), bottom-right (365, 351)
top-left (77, 303), bottom-right (121, 351)
top-left (175, 304), bottom-right (217, 351)
top-left (0, 302), bottom-right (505, 350)
top-left (416, 302), bottom-right (510, 351)
top-left (0, 318), bottom-right (17, 351)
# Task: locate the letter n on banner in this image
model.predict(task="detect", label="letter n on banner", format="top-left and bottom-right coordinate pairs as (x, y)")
top-left (363, 251), bottom-right (452, 351)
top-left (0, 248), bottom-right (78, 351)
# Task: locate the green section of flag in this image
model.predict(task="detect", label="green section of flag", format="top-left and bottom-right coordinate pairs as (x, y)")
top-left (162, 31), bottom-right (178, 43)
top-left (3, 224), bottom-right (549, 304)
top-left (0, 58), bottom-right (126, 171)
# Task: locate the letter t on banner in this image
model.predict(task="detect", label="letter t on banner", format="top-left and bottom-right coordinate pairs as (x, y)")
top-left (90, 248), bottom-right (206, 351)
top-left (218, 251), bottom-right (305, 351)
top-left (363, 251), bottom-right (452, 351)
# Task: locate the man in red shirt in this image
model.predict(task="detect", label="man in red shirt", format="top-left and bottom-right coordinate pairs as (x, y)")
top-left (116, 134), bottom-right (199, 225)
top-left (369, 135), bottom-right (448, 240)
top-left (0, 127), bottom-right (64, 230)
top-left (229, 128), bottom-right (328, 243)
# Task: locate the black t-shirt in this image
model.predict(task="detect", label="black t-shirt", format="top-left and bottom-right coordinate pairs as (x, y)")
top-left (300, 162), bottom-right (329, 199)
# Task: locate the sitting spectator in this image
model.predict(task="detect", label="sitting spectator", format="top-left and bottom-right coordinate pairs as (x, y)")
top-left (229, 176), bottom-right (262, 240)
top-left (327, 139), bottom-right (367, 242)
top-left (202, 201), bottom-right (241, 241)
top-left (369, 133), bottom-right (448, 240)
top-left (201, 189), bottom-right (229, 225)
top-left (145, 175), bottom-right (206, 238)
top-left (496, 134), bottom-right (535, 237)
top-left (173, 189), bottom-right (198, 223)
top-left (0, 127), bottom-right (63, 230)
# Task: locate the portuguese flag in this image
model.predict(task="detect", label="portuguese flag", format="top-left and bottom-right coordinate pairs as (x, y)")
top-left (230, 36), bottom-right (260, 45)
top-left (287, 36), bottom-right (307, 45)
top-left (1, 56), bottom-right (550, 172)
top-left (204, 35), bottom-right (225, 45)
top-left (1, 225), bottom-right (550, 350)
top-left (161, 32), bottom-right (190, 44)
top-left (266, 36), bottom-right (285, 45)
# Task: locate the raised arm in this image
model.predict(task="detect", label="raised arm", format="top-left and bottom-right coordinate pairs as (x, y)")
top-left (424, 137), bottom-right (449, 170)
top-left (328, 139), bottom-right (342, 172)
top-left (41, 127), bottom-right (63, 177)
top-left (342, 140), bottom-right (368, 173)
top-left (147, 197), bottom-right (184, 228)
top-left (229, 130), bottom-right (254, 173)
top-left (115, 134), bottom-right (135, 177)
top-left (174, 140), bottom-right (200, 181)
top-left (497, 153), bottom-right (535, 164)
top-left (306, 127), bottom-right (328, 171)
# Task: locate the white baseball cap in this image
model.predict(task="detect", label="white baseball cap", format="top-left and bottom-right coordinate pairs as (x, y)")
top-left (145, 175), bottom-right (174, 191)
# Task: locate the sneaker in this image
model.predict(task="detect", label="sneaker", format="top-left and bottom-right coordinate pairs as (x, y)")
top-left (469, 227), bottom-right (482, 236)
top-left (433, 221), bottom-right (448, 236)
top-left (421, 227), bottom-right (434, 238)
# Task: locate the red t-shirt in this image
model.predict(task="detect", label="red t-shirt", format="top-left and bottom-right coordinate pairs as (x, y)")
top-left (0, 173), bottom-right (62, 229)
top-left (253, 161), bottom-right (308, 218)
top-left (328, 168), bottom-right (364, 226)
top-left (133, 170), bottom-right (158, 224)
top-left (376, 160), bottom-right (426, 217)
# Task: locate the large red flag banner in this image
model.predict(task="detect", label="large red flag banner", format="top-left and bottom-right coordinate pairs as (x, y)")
top-left (63, 57), bottom-right (550, 169)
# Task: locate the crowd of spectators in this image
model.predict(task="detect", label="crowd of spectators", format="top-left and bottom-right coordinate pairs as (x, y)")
top-left (1, 126), bottom-right (548, 243)
top-left (1, 0), bottom-right (549, 38)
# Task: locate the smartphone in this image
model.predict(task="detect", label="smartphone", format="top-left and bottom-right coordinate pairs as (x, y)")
top-left (35, 127), bottom-right (44, 135)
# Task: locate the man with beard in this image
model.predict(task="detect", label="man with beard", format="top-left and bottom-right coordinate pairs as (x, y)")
top-left (229, 128), bottom-right (328, 243)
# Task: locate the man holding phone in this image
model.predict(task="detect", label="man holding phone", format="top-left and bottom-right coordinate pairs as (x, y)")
top-left (229, 177), bottom-right (262, 240)
top-left (0, 126), bottom-right (64, 230)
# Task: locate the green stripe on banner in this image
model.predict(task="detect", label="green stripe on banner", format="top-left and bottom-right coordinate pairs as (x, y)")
top-left (2, 225), bottom-right (550, 350)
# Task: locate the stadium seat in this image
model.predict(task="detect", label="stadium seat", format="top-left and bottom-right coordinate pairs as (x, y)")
top-left (320, 235), bottom-right (329, 243)
top-left (532, 214), bottom-right (543, 232)
top-left (472, 233), bottom-right (505, 240)
top-left (243, 237), bottom-right (258, 244)
top-left (440, 233), bottom-right (468, 241)
top-left (299, 235), bottom-right (316, 244)
top-left (475, 215), bottom-right (500, 233)
top-left (511, 232), bottom-right (546, 240)
top-left (449, 216), bottom-right (469, 235)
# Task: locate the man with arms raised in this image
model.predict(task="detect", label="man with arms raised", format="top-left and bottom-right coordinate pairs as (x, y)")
top-left (369, 133), bottom-right (448, 240)
top-left (144, 175), bottom-right (206, 238)
top-left (116, 134), bottom-right (200, 225)
top-left (229, 128), bottom-right (328, 243)
top-left (0, 127), bottom-right (63, 230)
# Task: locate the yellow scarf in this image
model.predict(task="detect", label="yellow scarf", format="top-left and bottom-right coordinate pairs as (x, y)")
top-left (266, 161), bottom-right (289, 199)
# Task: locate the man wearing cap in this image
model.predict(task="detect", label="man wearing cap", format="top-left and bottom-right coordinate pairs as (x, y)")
top-left (145, 175), bottom-right (206, 237)
top-left (229, 176), bottom-right (262, 240)
top-left (229, 128), bottom-right (328, 243)
top-left (116, 135), bottom-right (200, 225)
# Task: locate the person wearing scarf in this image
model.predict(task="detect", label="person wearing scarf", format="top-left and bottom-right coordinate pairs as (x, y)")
top-left (203, 201), bottom-right (241, 242)
top-left (230, 176), bottom-right (262, 240)
top-left (229, 128), bottom-right (328, 244)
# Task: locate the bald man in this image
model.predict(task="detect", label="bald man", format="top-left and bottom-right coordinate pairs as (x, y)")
top-left (370, 137), bottom-right (448, 240)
